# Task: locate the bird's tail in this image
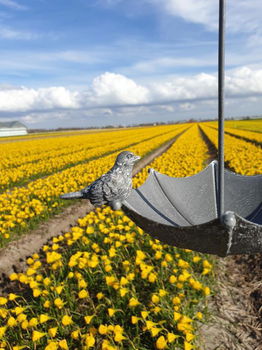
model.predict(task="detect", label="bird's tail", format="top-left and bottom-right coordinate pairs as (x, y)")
top-left (60, 191), bottom-right (83, 199)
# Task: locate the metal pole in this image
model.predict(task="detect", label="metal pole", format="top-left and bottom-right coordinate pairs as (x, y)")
top-left (218, 0), bottom-right (225, 218)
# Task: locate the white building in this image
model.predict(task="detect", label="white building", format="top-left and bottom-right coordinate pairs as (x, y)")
top-left (0, 121), bottom-right (28, 137)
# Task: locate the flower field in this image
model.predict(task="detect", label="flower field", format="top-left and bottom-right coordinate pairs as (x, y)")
top-left (0, 120), bottom-right (260, 350)
top-left (200, 124), bottom-right (261, 175)
top-left (0, 124), bottom-right (189, 246)
top-left (224, 119), bottom-right (262, 133)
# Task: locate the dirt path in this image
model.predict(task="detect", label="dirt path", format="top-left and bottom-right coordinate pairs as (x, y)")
top-left (0, 130), bottom-right (186, 279)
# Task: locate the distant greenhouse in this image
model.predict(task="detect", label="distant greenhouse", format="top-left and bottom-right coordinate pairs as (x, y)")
top-left (0, 121), bottom-right (28, 137)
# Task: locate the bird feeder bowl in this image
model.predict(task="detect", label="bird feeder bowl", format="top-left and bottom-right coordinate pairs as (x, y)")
top-left (121, 0), bottom-right (262, 256)
top-left (122, 162), bottom-right (262, 257)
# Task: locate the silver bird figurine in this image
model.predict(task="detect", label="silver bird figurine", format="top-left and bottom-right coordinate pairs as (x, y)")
top-left (60, 151), bottom-right (140, 210)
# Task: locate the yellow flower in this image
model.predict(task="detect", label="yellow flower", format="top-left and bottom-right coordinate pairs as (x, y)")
top-left (141, 311), bottom-right (149, 319)
top-left (196, 312), bottom-right (203, 320)
top-left (78, 279), bottom-right (87, 288)
top-left (172, 296), bottom-right (181, 305)
top-left (145, 320), bottom-right (157, 330)
top-left (0, 309), bottom-right (8, 318)
top-left (84, 333), bottom-right (95, 348)
top-left (71, 329), bottom-right (80, 339)
top-left (152, 306), bottom-right (161, 314)
top-left (32, 330), bottom-right (46, 342)
top-left (159, 289), bottom-right (167, 297)
top-left (17, 313), bottom-right (27, 322)
top-left (7, 317), bottom-right (17, 327)
top-left (174, 312), bottom-right (182, 321)
top-left (96, 292), bottom-right (104, 300)
top-left (151, 327), bottom-right (162, 337)
top-left (43, 277), bottom-right (51, 286)
top-left (108, 308), bottom-right (116, 317)
top-left (43, 300), bottom-right (50, 308)
top-left (131, 316), bottom-right (140, 324)
top-left (114, 332), bottom-right (126, 342)
top-left (192, 256), bottom-right (201, 263)
top-left (62, 315), bottom-right (73, 326)
top-left (203, 287), bottom-right (211, 296)
top-left (126, 273), bottom-right (135, 281)
top-left (33, 288), bottom-right (42, 297)
top-left (26, 267), bottom-right (36, 276)
top-left (113, 325), bottom-right (124, 334)
top-left (0, 327), bottom-right (6, 339)
top-left (167, 333), bottom-right (179, 343)
top-left (178, 259), bottom-right (189, 268)
top-left (48, 327), bottom-right (58, 337)
top-left (78, 289), bottom-right (89, 299)
top-left (128, 297), bottom-right (140, 307)
top-left (59, 339), bottom-right (68, 350)
top-left (21, 320), bottom-right (29, 330)
top-left (86, 226), bottom-right (94, 234)
top-left (186, 333), bottom-right (195, 342)
top-left (8, 293), bottom-right (18, 301)
top-left (156, 336), bottom-right (167, 349)
top-left (98, 324), bottom-right (108, 335)
top-left (13, 306), bottom-right (25, 315)
top-left (119, 288), bottom-right (128, 297)
top-left (120, 276), bottom-right (128, 285)
top-left (29, 317), bottom-right (38, 327)
top-left (55, 285), bottom-right (63, 294)
top-left (203, 259), bottom-right (212, 269)
top-left (9, 273), bottom-right (18, 281)
top-left (0, 298), bottom-right (7, 306)
top-left (151, 294), bottom-right (160, 304)
top-left (39, 314), bottom-right (50, 323)
top-left (84, 315), bottom-right (94, 324)
top-left (45, 342), bottom-right (58, 350)
top-left (148, 272), bottom-right (157, 283)
top-left (184, 341), bottom-right (195, 350)
top-left (54, 298), bottom-right (64, 309)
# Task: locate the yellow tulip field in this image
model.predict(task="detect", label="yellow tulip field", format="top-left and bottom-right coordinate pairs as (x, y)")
top-left (0, 120), bottom-right (261, 350)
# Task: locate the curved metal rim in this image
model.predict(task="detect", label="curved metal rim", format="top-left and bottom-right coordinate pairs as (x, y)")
top-left (121, 204), bottom-right (262, 256)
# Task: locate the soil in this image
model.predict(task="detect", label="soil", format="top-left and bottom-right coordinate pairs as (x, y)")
top-left (198, 254), bottom-right (262, 350)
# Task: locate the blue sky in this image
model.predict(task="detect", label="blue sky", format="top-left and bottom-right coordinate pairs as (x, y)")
top-left (0, 0), bottom-right (262, 128)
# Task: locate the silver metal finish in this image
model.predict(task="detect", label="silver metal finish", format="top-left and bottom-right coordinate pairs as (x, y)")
top-left (122, 162), bottom-right (262, 256)
top-left (218, 0), bottom-right (225, 218)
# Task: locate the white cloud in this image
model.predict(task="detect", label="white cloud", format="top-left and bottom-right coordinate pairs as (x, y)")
top-left (0, 0), bottom-right (27, 10)
top-left (131, 56), bottom-right (216, 73)
top-left (0, 26), bottom-right (38, 40)
top-left (150, 72), bottom-right (217, 101)
top-left (1, 67), bottom-right (262, 114)
top-left (91, 72), bottom-right (150, 105)
top-left (151, 0), bottom-right (262, 34)
top-left (0, 86), bottom-right (79, 112)
top-left (226, 66), bottom-right (262, 96)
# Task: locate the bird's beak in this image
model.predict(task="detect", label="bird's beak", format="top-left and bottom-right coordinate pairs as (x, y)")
top-left (133, 155), bottom-right (141, 162)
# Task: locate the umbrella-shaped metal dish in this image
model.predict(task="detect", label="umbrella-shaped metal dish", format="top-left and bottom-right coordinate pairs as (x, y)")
top-left (122, 162), bottom-right (262, 257)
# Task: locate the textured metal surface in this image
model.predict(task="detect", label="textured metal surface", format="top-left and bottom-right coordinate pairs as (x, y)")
top-left (122, 161), bottom-right (262, 256)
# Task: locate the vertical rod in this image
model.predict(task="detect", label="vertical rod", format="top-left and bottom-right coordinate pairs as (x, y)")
top-left (218, 0), bottom-right (225, 218)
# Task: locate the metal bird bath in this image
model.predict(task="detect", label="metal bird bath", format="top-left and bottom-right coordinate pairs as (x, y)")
top-left (121, 0), bottom-right (262, 257)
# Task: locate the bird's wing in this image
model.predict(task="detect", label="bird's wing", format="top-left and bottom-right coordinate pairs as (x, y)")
top-left (88, 173), bottom-right (118, 204)
top-left (88, 177), bottom-right (106, 206)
